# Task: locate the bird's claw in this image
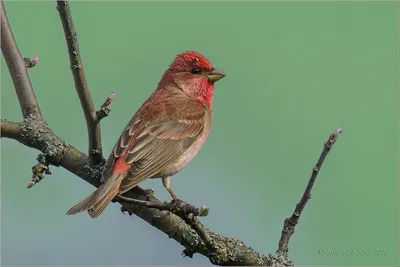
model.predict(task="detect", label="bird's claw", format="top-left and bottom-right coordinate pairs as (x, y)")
top-left (181, 248), bottom-right (195, 258)
top-left (120, 206), bottom-right (133, 216)
top-left (143, 188), bottom-right (156, 199)
top-left (170, 198), bottom-right (183, 206)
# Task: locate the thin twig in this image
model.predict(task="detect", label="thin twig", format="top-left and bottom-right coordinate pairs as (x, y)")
top-left (1, 119), bottom-right (21, 138)
top-left (277, 126), bottom-right (344, 256)
top-left (56, 0), bottom-right (103, 166)
top-left (1, 1), bottom-right (343, 265)
top-left (185, 214), bottom-right (216, 252)
top-left (1, 116), bottom-right (275, 265)
top-left (117, 195), bottom-right (209, 217)
top-left (0, 1), bottom-right (43, 120)
top-left (1, 2), bottom-right (278, 264)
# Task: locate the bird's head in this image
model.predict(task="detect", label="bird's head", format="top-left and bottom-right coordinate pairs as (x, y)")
top-left (160, 50), bottom-right (226, 107)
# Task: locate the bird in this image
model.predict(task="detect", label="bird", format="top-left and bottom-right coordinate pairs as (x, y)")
top-left (66, 50), bottom-right (226, 218)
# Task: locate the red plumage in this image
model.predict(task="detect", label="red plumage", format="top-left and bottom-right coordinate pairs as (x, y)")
top-left (66, 51), bottom-right (225, 218)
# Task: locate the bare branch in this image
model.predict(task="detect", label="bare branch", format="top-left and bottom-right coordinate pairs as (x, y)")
top-left (3, 114), bottom-right (278, 265)
top-left (1, 119), bottom-right (21, 138)
top-left (118, 194), bottom-right (217, 252)
top-left (117, 195), bottom-right (215, 250)
top-left (56, 0), bottom-right (103, 166)
top-left (1, 1), bottom-right (343, 266)
top-left (184, 214), bottom-right (216, 252)
top-left (277, 126), bottom-right (344, 256)
top-left (121, 185), bottom-right (281, 266)
top-left (0, 1), bottom-right (43, 120)
top-left (117, 195), bottom-right (209, 217)
top-left (1, 2), bottom-right (284, 264)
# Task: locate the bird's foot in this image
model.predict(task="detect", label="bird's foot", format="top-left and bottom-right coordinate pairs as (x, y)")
top-left (143, 188), bottom-right (156, 199)
top-left (167, 199), bottom-right (209, 217)
top-left (120, 205), bottom-right (133, 216)
top-left (181, 248), bottom-right (195, 258)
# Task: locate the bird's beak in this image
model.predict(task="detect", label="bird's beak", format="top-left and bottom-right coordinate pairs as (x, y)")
top-left (207, 68), bottom-right (226, 82)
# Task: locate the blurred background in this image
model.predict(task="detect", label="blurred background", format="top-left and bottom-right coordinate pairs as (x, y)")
top-left (1, 1), bottom-right (398, 266)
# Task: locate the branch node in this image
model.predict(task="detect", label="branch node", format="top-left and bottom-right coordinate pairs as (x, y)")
top-left (96, 92), bottom-right (115, 121)
top-left (199, 204), bottom-right (209, 217)
top-left (327, 126), bottom-right (343, 148)
top-left (90, 149), bottom-right (101, 156)
top-left (24, 56), bottom-right (39, 68)
top-left (27, 154), bottom-right (51, 188)
top-left (3, 1), bottom-right (299, 265)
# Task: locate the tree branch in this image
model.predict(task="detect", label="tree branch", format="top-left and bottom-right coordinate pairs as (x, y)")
top-left (0, 1), bottom-right (343, 266)
top-left (117, 196), bottom-right (216, 252)
top-left (1, 119), bottom-right (21, 139)
top-left (56, 0), bottom-right (103, 166)
top-left (117, 195), bottom-right (209, 217)
top-left (2, 117), bottom-right (283, 265)
top-left (277, 126), bottom-right (343, 256)
top-left (0, 1), bottom-right (43, 120)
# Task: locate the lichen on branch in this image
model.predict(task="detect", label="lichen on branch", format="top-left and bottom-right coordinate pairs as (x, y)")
top-left (0, 0), bottom-right (343, 266)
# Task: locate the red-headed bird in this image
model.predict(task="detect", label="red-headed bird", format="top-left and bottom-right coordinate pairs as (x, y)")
top-left (66, 51), bottom-right (225, 218)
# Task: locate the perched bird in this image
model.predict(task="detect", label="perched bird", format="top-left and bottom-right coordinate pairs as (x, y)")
top-left (67, 50), bottom-right (225, 218)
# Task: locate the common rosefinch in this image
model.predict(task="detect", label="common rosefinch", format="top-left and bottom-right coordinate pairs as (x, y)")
top-left (67, 51), bottom-right (225, 218)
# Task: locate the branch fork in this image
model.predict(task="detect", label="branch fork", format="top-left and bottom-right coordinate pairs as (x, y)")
top-left (1, 0), bottom-right (344, 265)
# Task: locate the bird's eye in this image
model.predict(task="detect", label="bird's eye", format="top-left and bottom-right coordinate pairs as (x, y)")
top-left (191, 67), bottom-right (202, 74)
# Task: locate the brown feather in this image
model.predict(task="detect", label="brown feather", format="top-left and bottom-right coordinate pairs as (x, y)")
top-left (66, 172), bottom-right (124, 216)
top-left (87, 187), bottom-right (119, 218)
top-left (67, 50), bottom-right (222, 218)
top-left (95, 87), bottom-right (209, 197)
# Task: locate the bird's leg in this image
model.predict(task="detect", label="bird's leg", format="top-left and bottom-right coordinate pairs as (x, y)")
top-left (162, 176), bottom-right (178, 201)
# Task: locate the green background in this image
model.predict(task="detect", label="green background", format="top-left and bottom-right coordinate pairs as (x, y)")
top-left (1, 1), bottom-right (398, 266)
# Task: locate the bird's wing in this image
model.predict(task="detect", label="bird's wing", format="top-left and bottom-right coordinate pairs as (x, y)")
top-left (101, 89), bottom-right (208, 193)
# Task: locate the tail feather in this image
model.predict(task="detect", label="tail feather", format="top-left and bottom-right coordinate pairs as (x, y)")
top-left (87, 188), bottom-right (119, 218)
top-left (66, 172), bottom-right (124, 217)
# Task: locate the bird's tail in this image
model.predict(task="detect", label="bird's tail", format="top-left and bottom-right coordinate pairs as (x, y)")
top-left (66, 172), bottom-right (124, 218)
